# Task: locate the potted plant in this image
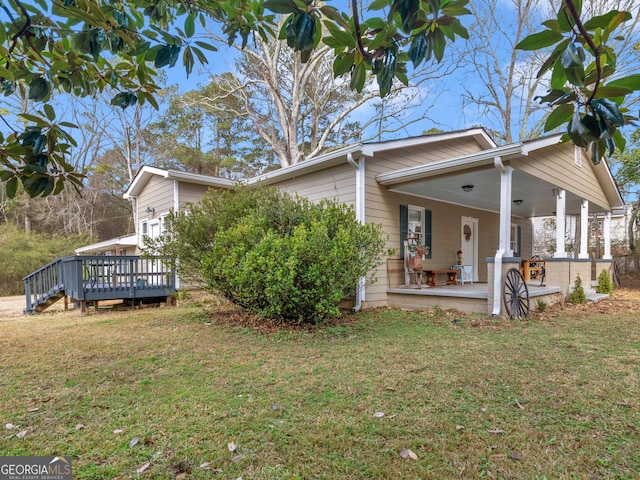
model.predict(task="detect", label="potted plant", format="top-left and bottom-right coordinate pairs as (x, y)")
top-left (408, 242), bottom-right (429, 270)
top-left (456, 249), bottom-right (463, 265)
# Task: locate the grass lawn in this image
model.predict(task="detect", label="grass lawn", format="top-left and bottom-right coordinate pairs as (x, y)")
top-left (1, 293), bottom-right (639, 479)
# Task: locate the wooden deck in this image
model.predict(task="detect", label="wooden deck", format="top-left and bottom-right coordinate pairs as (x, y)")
top-left (24, 255), bottom-right (176, 314)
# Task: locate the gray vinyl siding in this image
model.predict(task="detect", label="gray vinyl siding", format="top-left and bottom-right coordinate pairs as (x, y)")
top-left (137, 176), bottom-right (175, 222)
top-left (178, 182), bottom-right (215, 210)
top-left (361, 138), bottom-right (494, 306)
top-left (513, 143), bottom-right (611, 210)
top-left (369, 138), bottom-right (485, 169)
top-left (267, 162), bottom-right (356, 206)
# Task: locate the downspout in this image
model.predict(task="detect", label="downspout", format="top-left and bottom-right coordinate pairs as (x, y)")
top-left (347, 152), bottom-right (365, 311)
top-left (492, 156), bottom-right (513, 316)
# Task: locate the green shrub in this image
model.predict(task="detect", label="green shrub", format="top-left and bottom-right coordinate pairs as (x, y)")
top-left (0, 224), bottom-right (93, 296)
top-left (566, 275), bottom-right (587, 304)
top-left (595, 269), bottom-right (614, 295)
top-left (536, 299), bottom-right (547, 312)
top-left (155, 187), bottom-right (387, 323)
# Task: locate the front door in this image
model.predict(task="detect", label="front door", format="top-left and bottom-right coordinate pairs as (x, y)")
top-left (461, 216), bottom-right (479, 282)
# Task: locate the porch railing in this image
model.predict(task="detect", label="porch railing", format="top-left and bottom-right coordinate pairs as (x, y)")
top-left (24, 255), bottom-right (176, 314)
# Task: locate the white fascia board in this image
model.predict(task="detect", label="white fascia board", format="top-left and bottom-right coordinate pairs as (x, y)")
top-left (124, 166), bottom-right (236, 199)
top-left (123, 166), bottom-right (168, 199)
top-left (246, 144), bottom-right (364, 185)
top-left (376, 143), bottom-right (523, 185)
top-left (165, 170), bottom-right (236, 188)
top-left (362, 128), bottom-right (496, 156)
top-left (593, 157), bottom-right (625, 210)
top-left (520, 134), bottom-right (562, 154)
top-left (75, 234), bottom-right (138, 254)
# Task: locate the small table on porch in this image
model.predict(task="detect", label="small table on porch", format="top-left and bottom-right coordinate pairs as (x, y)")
top-left (421, 269), bottom-right (458, 288)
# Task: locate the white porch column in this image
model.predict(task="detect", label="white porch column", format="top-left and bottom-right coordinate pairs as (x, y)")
top-left (499, 165), bottom-right (514, 256)
top-left (579, 200), bottom-right (589, 259)
top-left (492, 158), bottom-right (513, 316)
top-left (603, 212), bottom-right (612, 259)
top-left (554, 189), bottom-right (568, 258)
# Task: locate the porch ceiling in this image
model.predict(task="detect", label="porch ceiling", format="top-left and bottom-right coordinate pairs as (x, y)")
top-left (386, 167), bottom-right (609, 217)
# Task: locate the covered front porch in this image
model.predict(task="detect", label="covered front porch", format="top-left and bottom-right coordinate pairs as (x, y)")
top-left (375, 135), bottom-right (624, 316)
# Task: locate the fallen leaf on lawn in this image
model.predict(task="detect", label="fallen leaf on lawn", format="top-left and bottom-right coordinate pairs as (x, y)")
top-left (199, 463), bottom-right (222, 472)
top-left (136, 461), bottom-right (150, 473)
top-left (617, 402), bottom-right (631, 407)
top-left (515, 399), bottom-right (525, 410)
top-left (272, 404), bottom-right (278, 411)
top-left (113, 429), bottom-right (123, 434)
top-left (488, 429), bottom-right (505, 434)
top-left (511, 451), bottom-right (522, 460)
top-left (16, 430), bottom-right (28, 438)
top-left (28, 407), bottom-right (39, 412)
top-left (373, 412), bottom-right (385, 418)
top-left (75, 424), bottom-right (86, 430)
top-left (400, 448), bottom-right (418, 460)
top-left (5, 423), bottom-right (17, 430)
top-left (176, 473), bottom-right (188, 479)
top-left (228, 442), bottom-right (236, 452)
top-left (456, 425), bottom-right (465, 431)
top-left (231, 454), bottom-right (246, 463)
top-left (487, 470), bottom-right (494, 479)
top-left (491, 454), bottom-right (507, 459)
top-left (385, 386), bottom-right (396, 391)
top-left (129, 437), bottom-right (139, 448)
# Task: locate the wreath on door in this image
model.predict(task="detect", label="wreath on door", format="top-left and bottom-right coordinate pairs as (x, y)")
top-left (464, 224), bottom-right (472, 241)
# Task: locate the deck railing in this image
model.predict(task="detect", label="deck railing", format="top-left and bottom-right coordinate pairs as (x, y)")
top-left (24, 255), bottom-right (176, 314)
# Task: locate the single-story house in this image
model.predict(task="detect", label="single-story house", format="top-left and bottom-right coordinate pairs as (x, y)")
top-left (76, 128), bottom-right (624, 317)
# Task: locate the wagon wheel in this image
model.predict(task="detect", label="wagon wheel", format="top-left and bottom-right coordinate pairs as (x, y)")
top-left (503, 268), bottom-right (530, 320)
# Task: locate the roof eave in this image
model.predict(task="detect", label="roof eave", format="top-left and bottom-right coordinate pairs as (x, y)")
top-left (376, 143), bottom-right (524, 185)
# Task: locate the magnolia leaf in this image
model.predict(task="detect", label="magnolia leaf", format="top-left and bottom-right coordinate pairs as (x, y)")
top-left (515, 30), bottom-right (564, 51)
top-left (28, 77), bottom-right (50, 102)
top-left (113, 429), bottom-right (124, 434)
top-left (129, 437), bottom-right (140, 448)
top-left (373, 412), bottom-right (385, 418)
top-left (583, 10), bottom-right (631, 30)
top-left (263, 0), bottom-right (299, 14)
top-left (591, 98), bottom-right (625, 127)
top-left (184, 14), bottom-right (195, 38)
top-left (228, 442), bottom-right (237, 452)
top-left (544, 104), bottom-right (573, 132)
top-left (6, 177), bottom-right (18, 199)
top-left (333, 52), bottom-right (354, 77)
top-left (136, 461), bottom-right (150, 473)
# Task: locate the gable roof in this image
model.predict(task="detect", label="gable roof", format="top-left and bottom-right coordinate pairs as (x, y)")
top-left (124, 166), bottom-right (236, 199)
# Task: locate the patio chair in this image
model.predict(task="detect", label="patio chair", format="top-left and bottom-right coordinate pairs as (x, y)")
top-left (459, 265), bottom-right (473, 284)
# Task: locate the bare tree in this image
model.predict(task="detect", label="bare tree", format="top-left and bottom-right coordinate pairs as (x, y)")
top-left (459, 0), bottom-right (640, 144)
top-left (190, 20), bottom-right (455, 168)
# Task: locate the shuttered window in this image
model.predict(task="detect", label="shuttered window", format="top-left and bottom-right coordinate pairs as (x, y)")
top-left (400, 205), bottom-right (432, 259)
